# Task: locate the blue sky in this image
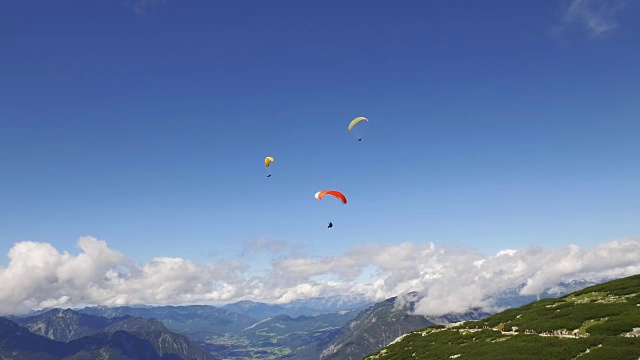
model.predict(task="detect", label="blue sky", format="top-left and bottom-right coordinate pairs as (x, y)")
top-left (1, 0), bottom-right (639, 272)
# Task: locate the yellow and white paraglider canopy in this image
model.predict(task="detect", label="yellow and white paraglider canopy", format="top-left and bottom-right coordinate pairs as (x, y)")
top-left (264, 156), bottom-right (275, 177)
top-left (347, 117), bottom-right (368, 132)
top-left (348, 117), bottom-right (368, 141)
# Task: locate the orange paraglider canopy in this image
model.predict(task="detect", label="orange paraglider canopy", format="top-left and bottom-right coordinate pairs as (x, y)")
top-left (314, 190), bottom-right (347, 204)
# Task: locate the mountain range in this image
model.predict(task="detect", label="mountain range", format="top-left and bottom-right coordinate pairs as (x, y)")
top-left (3, 295), bottom-right (480, 359)
top-left (0, 313), bottom-right (216, 360)
top-left (13, 308), bottom-right (166, 342)
top-left (76, 304), bottom-right (364, 359)
top-left (71, 295), bottom-right (487, 359)
top-left (2, 281), bottom-right (616, 360)
top-left (315, 295), bottom-right (489, 360)
top-left (221, 294), bottom-right (372, 321)
top-left (285, 294), bottom-right (373, 313)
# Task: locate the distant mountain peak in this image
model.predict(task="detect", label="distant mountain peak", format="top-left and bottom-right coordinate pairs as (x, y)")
top-left (1, 311), bottom-right (215, 359)
top-left (285, 294), bottom-right (373, 313)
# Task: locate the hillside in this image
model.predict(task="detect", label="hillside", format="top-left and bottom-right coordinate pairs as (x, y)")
top-left (194, 310), bottom-right (360, 359)
top-left (366, 274), bottom-right (640, 360)
top-left (222, 301), bottom-right (298, 320)
top-left (285, 295), bottom-right (373, 313)
top-left (0, 316), bottom-right (217, 360)
top-left (222, 296), bottom-right (371, 320)
top-left (79, 305), bottom-right (255, 339)
top-left (315, 295), bottom-right (488, 360)
top-left (0, 317), bottom-right (66, 359)
top-left (78, 305), bottom-right (361, 359)
top-left (14, 308), bottom-right (166, 342)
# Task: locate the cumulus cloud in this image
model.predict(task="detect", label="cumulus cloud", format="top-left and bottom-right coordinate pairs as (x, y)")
top-left (557, 0), bottom-right (626, 37)
top-left (407, 239), bottom-right (640, 316)
top-left (0, 236), bottom-right (639, 317)
top-left (0, 236), bottom-right (249, 314)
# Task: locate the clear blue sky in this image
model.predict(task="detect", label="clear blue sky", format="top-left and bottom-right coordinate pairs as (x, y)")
top-left (1, 0), bottom-right (639, 264)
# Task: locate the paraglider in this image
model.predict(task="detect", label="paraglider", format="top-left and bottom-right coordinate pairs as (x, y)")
top-left (348, 116), bottom-right (368, 141)
top-left (348, 117), bottom-right (368, 132)
top-left (314, 190), bottom-right (347, 204)
top-left (264, 156), bottom-right (274, 177)
top-left (315, 191), bottom-right (346, 228)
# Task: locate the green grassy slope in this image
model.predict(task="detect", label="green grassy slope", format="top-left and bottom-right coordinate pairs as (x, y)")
top-left (365, 274), bottom-right (640, 360)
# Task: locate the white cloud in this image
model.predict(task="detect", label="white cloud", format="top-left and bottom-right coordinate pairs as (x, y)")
top-left (409, 239), bottom-right (640, 316)
top-left (558, 0), bottom-right (626, 37)
top-left (0, 235), bottom-right (639, 317)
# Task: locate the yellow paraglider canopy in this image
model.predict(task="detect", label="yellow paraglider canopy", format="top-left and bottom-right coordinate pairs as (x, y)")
top-left (348, 117), bottom-right (368, 132)
top-left (265, 156), bottom-right (274, 167)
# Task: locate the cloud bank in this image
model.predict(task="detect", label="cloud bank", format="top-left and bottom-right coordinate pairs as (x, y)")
top-left (1, 236), bottom-right (639, 316)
